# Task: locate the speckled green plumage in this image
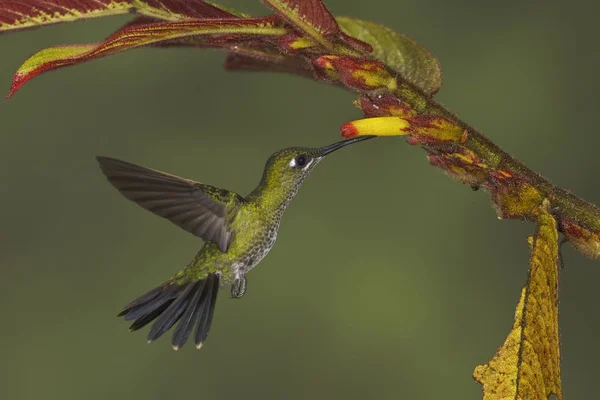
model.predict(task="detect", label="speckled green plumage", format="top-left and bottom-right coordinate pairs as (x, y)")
top-left (98, 136), bottom-right (373, 350)
top-left (169, 146), bottom-right (324, 286)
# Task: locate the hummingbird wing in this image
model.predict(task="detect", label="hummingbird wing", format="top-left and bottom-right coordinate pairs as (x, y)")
top-left (97, 157), bottom-right (243, 252)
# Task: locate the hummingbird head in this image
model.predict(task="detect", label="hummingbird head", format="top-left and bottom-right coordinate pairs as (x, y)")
top-left (250, 136), bottom-right (374, 207)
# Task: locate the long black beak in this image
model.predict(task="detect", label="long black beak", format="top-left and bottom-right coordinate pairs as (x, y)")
top-left (319, 135), bottom-right (376, 157)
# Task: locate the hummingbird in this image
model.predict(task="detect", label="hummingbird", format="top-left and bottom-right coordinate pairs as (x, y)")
top-left (97, 135), bottom-right (373, 350)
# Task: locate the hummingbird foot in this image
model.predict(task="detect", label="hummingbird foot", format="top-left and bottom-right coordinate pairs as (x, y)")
top-left (231, 275), bottom-right (247, 299)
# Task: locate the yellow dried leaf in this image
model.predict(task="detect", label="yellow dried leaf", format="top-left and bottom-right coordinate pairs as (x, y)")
top-left (473, 202), bottom-right (562, 400)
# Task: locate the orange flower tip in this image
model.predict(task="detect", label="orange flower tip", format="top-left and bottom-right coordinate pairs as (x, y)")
top-left (340, 122), bottom-right (359, 138)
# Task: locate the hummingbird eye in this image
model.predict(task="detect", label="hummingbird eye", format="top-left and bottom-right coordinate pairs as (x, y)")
top-left (294, 155), bottom-right (307, 167)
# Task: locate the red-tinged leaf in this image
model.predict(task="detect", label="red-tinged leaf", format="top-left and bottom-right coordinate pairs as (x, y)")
top-left (135, 0), bottom-right (242, 21)
top-left (0, 0), bottom-right (132, 34)
top-left (224, 50), bottom-right (313, 79)
top-left (0, 1), bottom-right (246, 34)
top-left (113, 1), bottom-right (250, 52)
top-left (8, 18), bottom-right (287, 98)
top-left (268, 30), bottom-right (369, 56)
top-left (336, 17), bottom-right (442, 96)
top-left (262, 0), bottom-right (339, 49)
top-left (340, 31), bottom-right (372, 53)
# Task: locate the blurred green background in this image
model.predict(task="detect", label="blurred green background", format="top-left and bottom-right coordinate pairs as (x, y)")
top-left (1, 0), bottom-right (598, 399)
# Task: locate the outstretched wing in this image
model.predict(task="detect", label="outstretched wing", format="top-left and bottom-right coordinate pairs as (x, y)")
top-left (97, 156), bottom-right (243, 252)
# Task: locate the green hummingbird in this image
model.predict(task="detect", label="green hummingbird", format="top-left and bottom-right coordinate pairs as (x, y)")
top-left (97, 135), bottom-right (373, 350)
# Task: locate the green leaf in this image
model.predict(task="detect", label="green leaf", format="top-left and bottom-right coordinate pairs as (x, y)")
top-left (336, 16), bottom-right (442, 96)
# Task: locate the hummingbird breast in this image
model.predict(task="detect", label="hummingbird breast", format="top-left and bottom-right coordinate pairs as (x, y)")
top-left (183, 200), bottom-right (289, 286)
top-left (239, 225), bottom-right (278, 275)
top-left (230, 206), bottom-right (285, 278)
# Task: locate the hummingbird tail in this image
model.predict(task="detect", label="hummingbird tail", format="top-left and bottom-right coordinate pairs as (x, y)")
top-left (118, 273), bottom-right (220, 350)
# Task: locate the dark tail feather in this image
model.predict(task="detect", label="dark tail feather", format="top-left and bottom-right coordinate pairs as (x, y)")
top-left (123, 285), bottom-right (181, 323)
top-left (194, 274), bottom-right (220, 349)
top-left (129, 301), bottom-right (174, 332)
top-left (118, 274), bottom-right (221, 350)
top-left (171, 280), bottom-right (207, 350)
top-left (146, 284), bottom-right (196, 342)
top-left (117, 286), bottom-right (163, 317)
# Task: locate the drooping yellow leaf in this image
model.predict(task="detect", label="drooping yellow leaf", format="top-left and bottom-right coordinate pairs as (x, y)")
top-left (336, 16), bottom-right (442, 96)
top-left (473, 202), bottom-right (562, 400)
